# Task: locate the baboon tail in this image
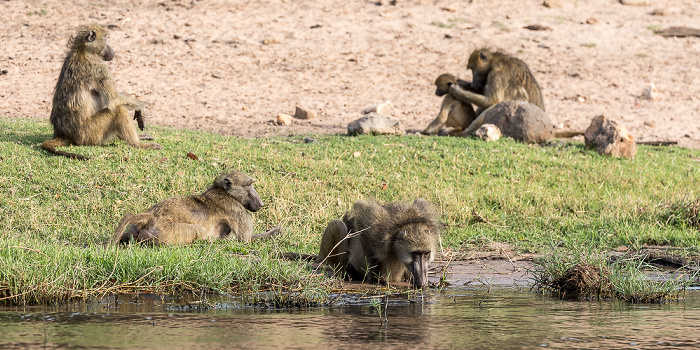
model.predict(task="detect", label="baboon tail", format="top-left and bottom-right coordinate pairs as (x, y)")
top-left (40, 137), bottom-right (89, 161)
top-left (553, 130), bottom-right (585, 138)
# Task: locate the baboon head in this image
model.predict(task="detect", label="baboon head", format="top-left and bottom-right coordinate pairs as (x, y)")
top-left (434, 73), bottom-right (457, 97)
top-left (216, 171), bottom-right (264, 212)
top-left (390, 199), bottom-right (439, 287)
top-left (467, 48), bottom-right (493, 93)
top-left (70, 25), bottom-right (115, 61)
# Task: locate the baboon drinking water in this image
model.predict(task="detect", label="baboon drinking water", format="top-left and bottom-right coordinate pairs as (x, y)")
top-left (316, 198), bottom-right (440, 287)
top-left (111, 171), bottom-right (281, 246)
top-left (41, 25), bottom-right (160, 160)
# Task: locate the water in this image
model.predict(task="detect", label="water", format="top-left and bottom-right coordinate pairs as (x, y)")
top-left (1, 289), bottom-right (699, 349)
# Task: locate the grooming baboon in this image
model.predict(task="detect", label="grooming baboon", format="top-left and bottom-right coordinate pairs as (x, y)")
top-left (423, 73), bottom-right (477, 136)
top-left (111, 171), bottom-right (281, 246)
top-left (317, 199), bottom-right (439, 287)
top-left (41, 24), bottom-right (160, 161)
top-left (448, 48), bottom-right (545, 137)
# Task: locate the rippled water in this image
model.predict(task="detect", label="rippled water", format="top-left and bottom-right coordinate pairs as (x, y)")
top-left (1, 289), bottom-right (699, 349)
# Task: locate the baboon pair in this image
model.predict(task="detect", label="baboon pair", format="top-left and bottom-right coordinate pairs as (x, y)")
top-left (41, 25), bottom-right (160, 161)
top-left (424, 48), bottom-right (545, 137)
top-left (293, 198), bottom-right (440, 288)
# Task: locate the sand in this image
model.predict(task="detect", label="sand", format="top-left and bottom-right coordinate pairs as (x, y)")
top-left (1, 0), bottom-right (698, 148)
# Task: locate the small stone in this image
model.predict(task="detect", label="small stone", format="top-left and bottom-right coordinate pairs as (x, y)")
top-left (262, 38), bottom-right (279, 45)
top-left (650, 8), bottom-right (666, 16)
top-left (276, 113), bottom-right (293, 125)
top-left (474, 124), bottom-right (502, 142)
top-left (543, 0), bottom-right (562, 8)
top-left (620, 0), bottom-right (648, 6)
top-left (586, 17), bottom-right (597, 25)
top-left (362, 101), bottom-right (396, 116)
top-left (640, 83), bottom-right (658, 100)
top-left (644, 120), bottom-right (657, 127)
top-left (524, 24), bottom-right (552, 31)
top-left (294, 106), bottom-right (317, 120)
top-left (576, 95), bottom-right (586, 103)
top-left (347, 113), bottom-right (405, 136)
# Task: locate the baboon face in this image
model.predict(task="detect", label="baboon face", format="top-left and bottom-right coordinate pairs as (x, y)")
top-left (467, 49), bottom-right (492, 93)
top-left (218, 172), bottom-right (264, 212)
top-left (75, 25), bottom-right (114, 61)
top-left (394, 224), bottom-right (436, 287)
top-left (434, 73), bottom-right (457, 97)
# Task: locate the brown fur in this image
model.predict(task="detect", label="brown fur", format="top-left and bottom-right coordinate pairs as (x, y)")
top-left (111, 171), bottom-right (281, 246)
top-left (448, 49), bottom-right (545, 137)
top-left (41, 25), bottom-right (160, 161)
top-left (317, 199), bottom-right (439, 287)
top-left (423, 73), bottom-right (477, 136)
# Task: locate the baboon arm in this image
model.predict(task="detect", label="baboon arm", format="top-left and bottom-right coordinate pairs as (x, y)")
top-left (457, 79), bottom-right (472, 90)
top-left (252, 225), bottom-right (282, 241)
top-left (448, 85), bottom-right (491, 109)
top-left (114, 94), bottom-right (145, 111)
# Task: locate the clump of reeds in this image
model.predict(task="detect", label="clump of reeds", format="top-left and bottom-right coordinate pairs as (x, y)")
top-left (532, 249), bottom-right (695, 303)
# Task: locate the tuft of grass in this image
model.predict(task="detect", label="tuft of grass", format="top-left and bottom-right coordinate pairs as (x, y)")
top-left (531, 248), bottom-right (696, 303)
top-left (493, 21), bottom-right (511, 32)
top-left (646, 24), bottom-right (663, 33)
top-left (0, 118), bottom-right (699, 305)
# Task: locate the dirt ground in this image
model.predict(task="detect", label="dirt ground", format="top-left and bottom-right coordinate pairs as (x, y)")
top-left (1, 0), bottom-right (698, 148)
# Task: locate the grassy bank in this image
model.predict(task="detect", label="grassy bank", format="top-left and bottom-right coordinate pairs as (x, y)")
top-left (0, 118), bottom-right (698, 305)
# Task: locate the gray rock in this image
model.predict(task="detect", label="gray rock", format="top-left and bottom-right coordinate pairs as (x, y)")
top-left (347, 113), bottom-right (405, 136)
top-left (584, 115), bottom-right (637, 159)
top-left (480, 101), bottom-right (554, 143)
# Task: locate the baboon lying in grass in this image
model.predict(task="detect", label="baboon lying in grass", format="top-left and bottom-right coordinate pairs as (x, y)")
top-left (112, 171), bottom-right (281, 246)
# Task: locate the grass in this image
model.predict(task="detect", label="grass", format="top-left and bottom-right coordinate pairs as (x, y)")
top-left (531, 248), bottom-right (697, 302)
top-left (1, 118), bottom-right (699, 305)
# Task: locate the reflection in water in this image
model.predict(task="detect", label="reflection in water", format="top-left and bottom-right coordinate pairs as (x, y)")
top-left (1, 289), bottom-right (699, 349)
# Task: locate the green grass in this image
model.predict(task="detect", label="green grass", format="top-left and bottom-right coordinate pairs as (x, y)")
top-left (1, 118), bottom-right (699, 305)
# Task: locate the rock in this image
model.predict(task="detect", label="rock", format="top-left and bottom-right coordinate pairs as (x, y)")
top-left (620, 0), bottom-right (648, 5)
top-left (543, 0), bottom-right (562, 8)
top-left (584, 115), bottom-right (637, 159)
top-left (524, 24), bottom-right (552, 31)
top-left (276, 113), bottom-right (293, 126)
top-left (640, 83), bottom-right (658, 100)
top-left (650, 8), bottom-right (666, 16)
top-left (474, 124), bottom-right (502, 142)
top-left (586, 17), bottom-right (597, 25)
top-left (362, 101), bottom-right (395, 116)
top-left (294, 106), bottom-right (317, 120)
top-left (479, 101), bottom-right (555, 143)
top-left (347, 113), bottom-right (405, 136)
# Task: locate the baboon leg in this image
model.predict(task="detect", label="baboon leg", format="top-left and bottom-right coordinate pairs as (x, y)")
top-left (111, 213), bottom-right (153, 245)
top-left (423, 98), bottom-right (453, 135)
top-left (318, 219), bottom-right (349, 270)
top-left (252, 225), bottom-right (282, 241)
top-left (457, 112), bottom-right (488, 137)
top-left (40, 137), bottom-right (88, 161)
top-left (110, 105), bottom-right (161, 150)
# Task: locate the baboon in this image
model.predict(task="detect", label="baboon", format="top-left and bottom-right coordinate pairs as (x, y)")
top-left (111, 171), bottom-right (281, 246)
top-left (448, 48), bottom-right (545, 137)
top-left (316, 199), bottom-right (439, 287)
top-left (422, 73), bottom-right (477, 136)
top-left (41, 25), bottom-right (160, 161)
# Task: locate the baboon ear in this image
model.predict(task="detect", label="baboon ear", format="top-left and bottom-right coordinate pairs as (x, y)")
top-left (87, 31), bottom-right (97, 42)
top-left (479, 51), bottom-right (488, 61)
top-left (222, 178), bottom-right (232, 191)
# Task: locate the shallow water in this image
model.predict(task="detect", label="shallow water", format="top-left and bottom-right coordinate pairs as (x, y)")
top-left (1, 289), bottom-right (699, 349)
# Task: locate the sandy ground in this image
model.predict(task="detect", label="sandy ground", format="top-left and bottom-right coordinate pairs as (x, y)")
top-left (0, 0), bottom-right (698, 148)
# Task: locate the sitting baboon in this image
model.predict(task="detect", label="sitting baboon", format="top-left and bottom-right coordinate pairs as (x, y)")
top-left (111, 171), bottom-right (281, 246)
top-left (448, 48), bottom-right (545, 137)
top-left (41, 24), bottom-right (160, 161)
top-left (423, 73), bottom-right (477, 136)
top-left (317, 199), bottom-right (439, 287)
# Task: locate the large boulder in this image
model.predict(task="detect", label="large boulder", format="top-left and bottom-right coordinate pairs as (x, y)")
top-left (480, 101), bottom-right (554, 143)
top-left (584, 115), bottom-right (637, 159)
top-left (347, 113), bottom-right (405, 136)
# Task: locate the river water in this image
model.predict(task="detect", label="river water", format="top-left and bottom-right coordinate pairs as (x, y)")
top-left (1, 288), bottom-right (699, 349)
